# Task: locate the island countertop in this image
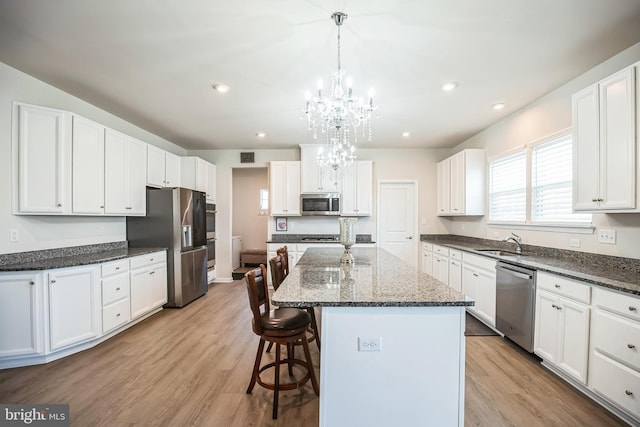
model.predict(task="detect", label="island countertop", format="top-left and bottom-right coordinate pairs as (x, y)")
top-left (272, 247), bottom-right (473, 308)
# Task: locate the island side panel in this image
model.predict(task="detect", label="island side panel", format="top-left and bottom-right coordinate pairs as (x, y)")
top-left (319, 305), bottom-right (465, 427)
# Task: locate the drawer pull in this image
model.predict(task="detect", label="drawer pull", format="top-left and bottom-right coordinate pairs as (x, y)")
top-left (554, 284), bottom-right (560, 289)
top-left (625, 390), bottom-right (633, 396)
top-left (115, 267), bottom-right (120, 270)
top-left (29, 281), bottom-right (35, 285)
top-left (50, 279), bottom-right (56, 284)
top-left (628, 344), bottom-right (636, 349)
top-left (149, 271), bottom-right (155, 275)
top-left (116, 287), bottom-right (121, 291)
top-left (630, 306), bottom-right (638, 312)
top-left (150, 258), bottom-right (154, 261)
top-left (116, 313), bottom-right (120, 317)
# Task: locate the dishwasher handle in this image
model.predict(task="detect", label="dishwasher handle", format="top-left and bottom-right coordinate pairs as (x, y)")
top-left (496, 264), bottom-right (533, 280)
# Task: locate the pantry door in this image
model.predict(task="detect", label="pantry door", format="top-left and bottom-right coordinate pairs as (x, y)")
top-left (377, 180), bottom-right (418, 267)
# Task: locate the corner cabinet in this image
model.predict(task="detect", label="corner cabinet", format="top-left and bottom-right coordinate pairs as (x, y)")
top-left (13, 103), bottom-right (72, 214)
top-left (573, 63), bottom-right (638, 212)
top-left (436, 149), bottom-right (485, 216)
top-left (270, 161), bottom-right (301, 216)
top-left (0, 273), bottom-right (44, 358)
top-left (341, 160), bottom-right (373, 216)
top-left (104, 129), bottom-right (147, 216)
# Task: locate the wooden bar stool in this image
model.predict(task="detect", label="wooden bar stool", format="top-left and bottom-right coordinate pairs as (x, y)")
top-left (245, 265), bottom-right (319, 419)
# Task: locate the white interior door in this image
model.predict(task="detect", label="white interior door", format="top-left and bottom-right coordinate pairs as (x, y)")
top-left (377, 181), bottom-right (418, 267)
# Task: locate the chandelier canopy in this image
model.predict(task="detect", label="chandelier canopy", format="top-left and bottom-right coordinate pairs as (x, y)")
top-left (304, 12), bottom-right (377, 173)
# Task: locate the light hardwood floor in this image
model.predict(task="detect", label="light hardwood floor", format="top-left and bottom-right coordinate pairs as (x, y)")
top-left (0, 280), bottom-right (626, 426)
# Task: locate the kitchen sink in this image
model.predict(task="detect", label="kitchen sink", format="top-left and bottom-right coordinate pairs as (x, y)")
top-left (475, 249), bottom-right (522, 257)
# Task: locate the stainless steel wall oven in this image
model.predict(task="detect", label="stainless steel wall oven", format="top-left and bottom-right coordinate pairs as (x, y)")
top-left (205, 204), bottom-right (216, 272)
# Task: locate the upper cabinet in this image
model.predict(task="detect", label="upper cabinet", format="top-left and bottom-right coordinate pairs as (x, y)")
top-left (573, 63), bottom-right (638, 212)
top-left (147, 145), bottom-right (181, 189)
top-left (436, 149), bottom-right (485, 216)
top-left (206, 162), bottom-right (216, 204)
top-left (181, 156), bottom-right (216, 202)
top-left (270, 161), bottom-right (301, 216)
top-left (14, 103), bottom-right (72, 214)
top-left (104, 129), bottom-right (147, 216)
top-left (72, 115), bottom-right (105, 214)
top-left (300, 144), bottom-right (339, 193)
top-left (341, 160), bottom-right (373, 216)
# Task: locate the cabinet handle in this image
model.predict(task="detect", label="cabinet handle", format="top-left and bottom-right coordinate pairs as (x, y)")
top-left (630, 306), bottom-right (638, 312)
top-left (598, 198), bottom-right (604, 202)
top-left (56, 203), bottom-right (62, 207)
top-left (150, 258), bottom-right (154, 262)
top-left (116, 287), bottom-right (120, 291)
top-left (592, 198), bottom-right (598, 202)
top-left (628, 343), bottom-right (636, 349)
top-left (149, 271), bottom-right (155, 275)
top-left (29, 281), bottom-right (35, 285)
top-left (625, 390), bottom-right (633, 396)
top-left (554, 284), bottom-right (560, 289)
top-left (126, 207), bottom-right (132, 210)
top-left (50, 279), bottom-right (56, 284)
top-left (115, 267), bottom-right (120, 270)
top-left (116, 313), bottom-right (121, 317)
top-left (473, 273), bottom-right (478, 277)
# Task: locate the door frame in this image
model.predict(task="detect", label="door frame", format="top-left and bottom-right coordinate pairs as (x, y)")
top-left (376, 179), bottom-right (419, 267)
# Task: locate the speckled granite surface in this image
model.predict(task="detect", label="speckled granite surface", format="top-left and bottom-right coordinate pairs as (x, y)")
top-left (272, 247), bottom-right (473, 308)
top-left (268, 234), bottom-right (374, 244)
top-left (0, 242), bottom-right (166, 271)
top-left (421, 234), bottom-right (640, 296)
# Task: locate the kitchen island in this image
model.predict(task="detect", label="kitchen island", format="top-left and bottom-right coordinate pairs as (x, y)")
top-left (272, 247), bottom-right (473, 427)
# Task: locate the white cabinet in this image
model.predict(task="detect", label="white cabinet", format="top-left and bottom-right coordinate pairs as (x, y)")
top-left (448, 250), bottom-right (462, 292)
top-left (461, 253), bottom-right (496, 327)
top-left (105, 129), bottom-right (147, 215)
top-left (432, 244), bottom-right (449, 285)
top-left (101, 259), bottom-right (131, 334)
top-left (14, 103), bottom-right (72, 214)
top-left (181, 156), bottom-right (209, 193)
top-left (341, 160), bottom-right (373, 216)
top-left (300, 144), bottom-right (339, 193)
top-left (573, 64), bottom-right (637, 212)
top-left (72, 115), bottom-right (105, 214)
top-left (48, 265), bottom-right (101, 351)
top-left (130, 251), bottom-right (168, 319)
top-left (534, 271), bottom-right (591, 384)
top-left (147, 145), bottom-right (181, 188)
top-left (0, 273), bottom-right (44, 358)
top-left (270, 161), bottom-right (301, 216)
top-left (436, 149), bottom-right (485, 216)
top-left (421, 243), bottom-right (433, 276)
top-left (206, 162), bottom-right (216, 203)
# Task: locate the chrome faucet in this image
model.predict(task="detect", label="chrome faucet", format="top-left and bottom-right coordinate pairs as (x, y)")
top-left (503, 233), bottom-right (523, 255)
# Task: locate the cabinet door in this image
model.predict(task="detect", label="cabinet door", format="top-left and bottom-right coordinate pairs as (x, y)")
top-left (433, 254), bottom-right (449, 285)
top-left (475, 268), bottom-right (496, 326)
top-left (449, 151), bottom-right (465, 214)
top-left (599, 67), bottom-right (636, 210)
top-left (104, 128), bottom-right (128, 214)
top-left (284, 162), bottom-right (301, 215)
top-left (534, 290), bottom-right (560, 363)
top-left (72, 115), bottom-right (105, 214)
top-left (16, 104), bottom-right (71, 214)
top-left (146, 144), bottom-right (166, 188)
top-left (206, 162), bottom-right (216, 203)
top-left (270, 161), bottom-right (287, 215)
top-left (422, 250), bottom-right (433, 276)
top-left (196, 157), bottom-right (209, 193)
top-left (49, 266), bottom-right (100, 351)
top-left (462, 265), bottom-right (478, 314)
top-left (436, 158), bottom-right (451, 215)
top-left (150, 264), bottom-right (168, 309)
top-left (572, 85), bottom-right (601, 210)
top-left (165, 152), bottom-right (181, 188)
top-left (0, 274), bottom-right (43, 357)
top-left (449, 259), bottom-right (462, 292)
top-left (341, 161), bottom-right (372, 216)
top-left (130, 267), bottom-right (154, 319)
top-left (557, 298), bottom-right (590, 383)
top-left (125, 137), bottom-right (147, 215)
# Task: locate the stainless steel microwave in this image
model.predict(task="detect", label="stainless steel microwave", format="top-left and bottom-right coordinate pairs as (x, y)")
top-left (301, 193), bottom-right (340, 216)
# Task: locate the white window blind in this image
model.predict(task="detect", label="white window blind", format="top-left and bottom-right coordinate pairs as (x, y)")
top-left (489, 150), bottom-right (526, 222)
top-left (532, 135), bottom-right (591, 223)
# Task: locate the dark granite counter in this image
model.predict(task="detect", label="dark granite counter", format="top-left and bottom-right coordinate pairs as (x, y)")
top-left (421, 234), bottom-right (640, 296)
top-left (0, 242), bottom-right (166, 272)
top-left (272, 247), bottom-right (473, 308)
top-left (268, 233), bottom-right (374, 244)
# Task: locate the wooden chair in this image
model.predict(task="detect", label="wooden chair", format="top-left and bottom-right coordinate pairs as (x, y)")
top-left (269, 254), bottom-right (286, 291)
top-left (245, 265), bottom-right (319, 419)
top-left (276, 245), bottom-right (289, 276)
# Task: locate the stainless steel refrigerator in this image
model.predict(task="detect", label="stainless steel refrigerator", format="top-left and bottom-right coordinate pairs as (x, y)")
top-left (127, 187), bottom-right (208, 307)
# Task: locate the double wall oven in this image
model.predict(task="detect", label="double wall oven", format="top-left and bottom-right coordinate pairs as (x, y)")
top-left (205, 203), bottom-right (216, 281)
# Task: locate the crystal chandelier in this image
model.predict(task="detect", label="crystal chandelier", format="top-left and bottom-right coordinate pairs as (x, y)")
top-left (304, 12), bottom-right (377, 172)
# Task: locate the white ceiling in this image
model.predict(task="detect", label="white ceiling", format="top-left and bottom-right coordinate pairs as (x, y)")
top-left (1, 1), bottom-right (640, 151)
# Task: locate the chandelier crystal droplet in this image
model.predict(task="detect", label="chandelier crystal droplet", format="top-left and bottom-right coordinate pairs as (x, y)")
top-left (303, 12), bottom-right (377, 174)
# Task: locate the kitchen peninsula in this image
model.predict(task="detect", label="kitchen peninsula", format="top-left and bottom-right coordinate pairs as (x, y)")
top-left (272, 247), bottom-right (473, 427)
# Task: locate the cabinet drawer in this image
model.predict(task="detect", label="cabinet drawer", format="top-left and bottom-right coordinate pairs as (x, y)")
top-left (590, 351), bottom-right (640, 420)
top-left (130, 251), bottom-right (166, 270)
top-left (537, 271), bottom-right (591, 304)
top-left (102, 259), bottom-right (129, 277)
top-left (449, 250), bottom-right (462, 261)
top-left (462, 253), bottom-right (496, 271)
top-left (422, 242), bottom-right (433, 252)
top-left (592, 309), bottom-right (640, 370)
top-left (433, 245), bottom-right (449, 256)
top-left (102, 274), bottom-right (130, 306)
top-left (102, 298), bottom-right (131, 334)
top-left (593, 287), bottom-right (640, 322)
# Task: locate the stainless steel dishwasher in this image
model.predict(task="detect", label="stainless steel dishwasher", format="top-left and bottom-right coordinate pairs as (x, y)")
top-left (495, 262), bottom-right (536, 352)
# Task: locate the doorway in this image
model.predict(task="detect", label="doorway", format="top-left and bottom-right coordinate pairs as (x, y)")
top-left (377, 180), bottom-right (418, 267)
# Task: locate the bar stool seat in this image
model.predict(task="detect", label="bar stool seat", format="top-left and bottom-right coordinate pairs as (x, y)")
top-left (261, 307), bottom-right (310, 333)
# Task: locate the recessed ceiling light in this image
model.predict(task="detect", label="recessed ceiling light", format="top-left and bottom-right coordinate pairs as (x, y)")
top-left (442, 82), bottom-right (458, 91)
top-left (402, 132), bottom-right (411, 137)
top-left (492, 103), bottom-right (505, 110)
top-left (256, 132), bottom-right (266, 138)
top-left (211, 83), bottom-right (230, 93)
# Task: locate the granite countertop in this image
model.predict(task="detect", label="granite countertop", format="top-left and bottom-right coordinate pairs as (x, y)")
top-left (421, 235), bottom-right (640, 296)
top-left (272, 247), bottom-right (473, 308)
top-left (267, 234), bottom-right (374, 244)
top-left (0, 246), bottom-right (166, 272)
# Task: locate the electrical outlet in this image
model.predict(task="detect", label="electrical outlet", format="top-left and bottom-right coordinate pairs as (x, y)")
top-left (421, 217), bottom-right (426, 225)
top-left (569, 238), bottom-right (581, 248)
top-left (9, 229), bottom-right (18, 242)
top-left (598, 229), bottom-right (616, 244)
top-left (358, 337), bottom-right (382, 352)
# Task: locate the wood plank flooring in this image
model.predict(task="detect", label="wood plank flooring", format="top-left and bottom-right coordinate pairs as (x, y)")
top-left (0, 280), bottom-right (627, 426)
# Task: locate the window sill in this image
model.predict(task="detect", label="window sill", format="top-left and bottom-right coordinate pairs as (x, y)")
top-left (487, 222), bottom-right (595, 234)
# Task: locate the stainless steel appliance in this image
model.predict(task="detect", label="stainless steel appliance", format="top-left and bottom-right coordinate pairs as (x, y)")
top-left (127, 187), bottom-right (208, 307)
top-left (301, 193), bottom-right (340, 216)
top-left (205, 203), bottom-right (216, 279)
top-left (496, 262), bottom-right (536, 352)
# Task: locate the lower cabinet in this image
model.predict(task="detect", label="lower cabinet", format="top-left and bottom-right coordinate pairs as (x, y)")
top-left (48, 265), bottom-right (101, 351)
top-left (101, 259), bottom-right (131, 334)
top-left (448, 250), bottom-right (462, 292)
top-left (130, 251), bottom-right (168, 319)
top-left (0, 273), bottom-right (44, 358)
top-left (461, 253), bottom-right (496, 327)
top-left (432, 254), bottom-right (449, 285)
top-left (421, 243), bottom-right (433, 276)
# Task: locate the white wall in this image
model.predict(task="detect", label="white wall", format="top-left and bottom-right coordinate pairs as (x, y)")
top-left (232, 167), bottom-right (268, 250)
top-left (0, 62), bottom-right (187, 254)
top-left (445, 42), bottom-right (640, 259)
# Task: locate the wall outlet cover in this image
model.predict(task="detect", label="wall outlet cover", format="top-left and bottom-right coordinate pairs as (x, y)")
top-left (598, 229), bottom-right (616, 244)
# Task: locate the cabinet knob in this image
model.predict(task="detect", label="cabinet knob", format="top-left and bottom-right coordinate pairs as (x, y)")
top-left (115, 267), bottom-right (120, 270)
top-left (29, 281), bottom-right (35, 285)
top-left (149, 271), bottom-right (155, 275)
top-left (592, 198), bottom-right (598, 202)
top-left (628, 344), bottom-right (636, 349)
top-left (116, 287), bottom-right (120, 291)
top-left (116, 313), bottom-right (121, 317)
top-left (56, 203), bottom-right (62, 207)
top-left (126, 207), bottom-right (132, 210)
top-left (473, 273), bottom-right (478, 277)
top-left (625, 390), bottom-right (633, 396)
top-left (50, 279), bottom-right (56, 284)
top-left (630, 306), bottom-right (638, 312)
top-left (100, 205), bottom-right (104, 208)
top-left (598, 198), bottom-right (604, 202)
top-left (150, 258), bottom-right (154, 262)
top-left (554, 284), bottom-right (560, 289)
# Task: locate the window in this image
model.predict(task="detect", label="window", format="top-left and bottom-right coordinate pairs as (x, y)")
top-left (489, 130), bottom-right (591, 226)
